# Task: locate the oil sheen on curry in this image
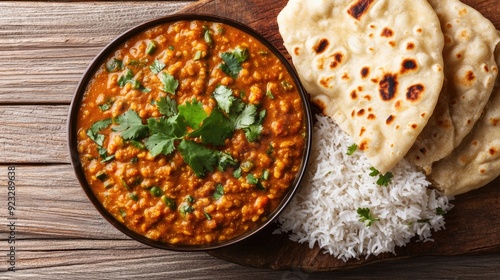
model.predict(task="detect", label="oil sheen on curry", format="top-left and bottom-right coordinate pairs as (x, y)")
top-left (76, 20), bottom-right (306, 245)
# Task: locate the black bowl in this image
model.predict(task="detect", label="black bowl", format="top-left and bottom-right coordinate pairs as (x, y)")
top-left (67, 13), bottom-right (312, 251)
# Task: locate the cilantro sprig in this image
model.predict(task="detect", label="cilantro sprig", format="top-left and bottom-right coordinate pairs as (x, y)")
top-left (220, 47), bottom-right (248, 78)
top-left (369, 167), bottom-right (394, 186)
top-left (357, 208), bottom-right (379, 227)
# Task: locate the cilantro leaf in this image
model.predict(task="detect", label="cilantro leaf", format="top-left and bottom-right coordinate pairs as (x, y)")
top-left (145, 132), bottom-right (176, 157)
top-left (357, 208), bottom-right (379, 227)
top-left (87, 118), bottom-right (112, 146)
top-left (156, 96), bottom-right (177, 117)
top-left (368, 167), bottom-right (393, 186)
top-left (145, 117), bottom-right (185, 157)
top-left (213, 85), bottom-right (235, 113)
top-left (436, 207), bottom-right (446, 215)
top-left (203, 27), bottom-right (214, 47)
top-left (376, 172), bottom-right (394, 187)
top-left (118, 68), bottom-right (134, 87)
top-left (178, 98), bottom-right (208, 129)
top-left (246, 173), bottom-right (259, 184)
top-left (213, 184), bottom-right (224, 200)
top-left (219, 47), bottom-right (248, 79)
top-left (159, 72), bottom-right (179, 95)
top-left (98, 146), bottom-right (115, 163)
top-left (217, 152), bottom-right (238, 171)
top-left (369, 167), bottom-right (380, 177)
top-left (233, 47), bottom-right (249, 62)
top-left (244, 124), bottom-right (262, 142)
top-left (113, 110), bottom-right (148, 140)
top-left (161, 195), bottom-right (177, 210)
top-left (347, 144), bottom-right (358, 156)
top-left (150, 60), bottom-right (166, 74)
top-left (178, 140), bottom-right (218, 177)
top-left (106, 58), bottom-right (123, 72)
top-left (189, 108), bottom-right (234, 146)
top-left (234, 104), bottom-right (258, 129)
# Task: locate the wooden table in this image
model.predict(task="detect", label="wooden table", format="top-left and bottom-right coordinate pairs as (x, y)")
top-left (0, 1), bottom-right (499, 278)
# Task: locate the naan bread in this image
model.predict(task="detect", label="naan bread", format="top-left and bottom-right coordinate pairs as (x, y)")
top-left (407, 0), bottom-right (500, 173)
top-left (277, 0), bottom-right (444, 174)
top-left (430, 41), bottom-right (500, 196)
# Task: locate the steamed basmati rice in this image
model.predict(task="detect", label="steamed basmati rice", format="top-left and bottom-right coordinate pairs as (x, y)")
top-left (276, 115), bottom-right (453, 261)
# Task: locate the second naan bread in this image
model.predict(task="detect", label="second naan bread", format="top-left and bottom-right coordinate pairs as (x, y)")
top-left (430, 49), bottom-right (500, 195)
top-left (278, 0), bottom-right (444, 174)
top-left (407, 0), bottom-right (500, 173)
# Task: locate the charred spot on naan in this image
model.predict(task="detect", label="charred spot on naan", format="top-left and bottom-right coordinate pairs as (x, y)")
top-left (401, 59), bottom-right (418, 74)
top-left (348, 0), bottom-right (374, 20)
top-left (330, 53), bottom-right (344, 69)
top-left (406, 84), bottom-right (425, 102)
top-left (381, 27), bottom-right (394, 38)
top-left (361, 67), bottom-right (370, 78)
top-left (313, 38), bottom-right (329, 54)
top-left (386, 115), bottom-right (395, 125)
top-left (379, 73), bottom-right (398, 101)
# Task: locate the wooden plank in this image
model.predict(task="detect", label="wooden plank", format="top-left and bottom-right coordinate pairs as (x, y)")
top-left (0, 105), bottom-right (69, 163)
top-left (0, 1), bottom-right (192, 105)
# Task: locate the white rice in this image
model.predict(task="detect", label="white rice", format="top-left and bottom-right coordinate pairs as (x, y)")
top-left (275, 115), bottom-right (453, 262)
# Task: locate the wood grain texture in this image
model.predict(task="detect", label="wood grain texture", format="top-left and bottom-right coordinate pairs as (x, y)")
top-left (0, 0), bottom-right (499, 278)
top-left (0, 1), bottom-right (192, 105)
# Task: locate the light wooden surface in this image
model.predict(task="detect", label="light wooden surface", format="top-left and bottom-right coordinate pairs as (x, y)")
top-left (0, 1), bottom-right (499, 279)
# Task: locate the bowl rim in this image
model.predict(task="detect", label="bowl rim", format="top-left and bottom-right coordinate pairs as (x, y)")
top-left (67, 12), bottom-right (313, 251)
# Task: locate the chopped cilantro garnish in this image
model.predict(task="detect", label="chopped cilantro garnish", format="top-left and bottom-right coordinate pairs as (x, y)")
top-left (261, 170), bottom-right (270, 180)
top-left (347, 144), bottom-right (358, 155)
top-left (129, 193), bottom-right (139, 201)
top-left (149, 186), bottom-right (163, 197)
top-left (98, 103), bottom-right (111, 112)
top-left (219, 47), bottom-right (248, 78)
top-left (189, 108), bottom-right (234, 146)
top-left (113, 110), bottom-right (149, 140)
top-left (233, 167), bottom-right (242, 178)
top-left (357, 208), bottom-right (379, 227)
top-left (369, 167), bottom-right (394, 186)
top-left (146, 40), bottom-right (157, 55)
top-left (106, 58), bottom-right (123, 72)
top-left (203, 27), bottom-right (214, 47)
top-left (145, 118), bottom-right (181, 157)
top-left (149, 60), bottom-right (166, 74)
top-left (436, 207), bottom-right (446, 215)
top-left (159, 72), bottom-right (179, 95)
top-left (161, 195), bottom-right (176, 210)
top-left (87, 118), bottom-right (112, 146)
top-left (213, 85), bottom-right (235, 113)
top-left (98, 146), bottom-right (115, 163)
top-left (377, 172), bottom-right (393, 186)
top-left (179, 204), bottom-right (194, 216)
top-left (156, 96), bottom-right (177, 118)
top-left (246, 173), bottom-right (259, 184)
top-left (193, 50), bottom-right (202, 61)
top-left (118, 68), bottom-right (134, 87)
top-left (204, 212), bottom-right (212, 220)
top-left (178, 140), bottom-right (219, 177)
top-left (244, 124), bottom-right (263, 142)
top-left (178, 98), bottom-right (207, 130)
top-left (217, 152), bottom-right (238, 171)
top-left (266, 83), bottom-right (275, 99)
top-left (214, 184), bottom-right (224, 200)
top-left (234, 104), bottom-right (258, 129)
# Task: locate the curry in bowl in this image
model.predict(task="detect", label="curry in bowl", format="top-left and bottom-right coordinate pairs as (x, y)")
top-left (69, 15), bottom-right (311, 249)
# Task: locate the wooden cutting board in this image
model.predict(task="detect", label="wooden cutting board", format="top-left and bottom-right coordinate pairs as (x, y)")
top-left (181, 0), bottom-right (500, 271)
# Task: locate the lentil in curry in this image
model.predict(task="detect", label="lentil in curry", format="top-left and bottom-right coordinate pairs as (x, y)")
top-left (76, 20), bottom-right (306, 245)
